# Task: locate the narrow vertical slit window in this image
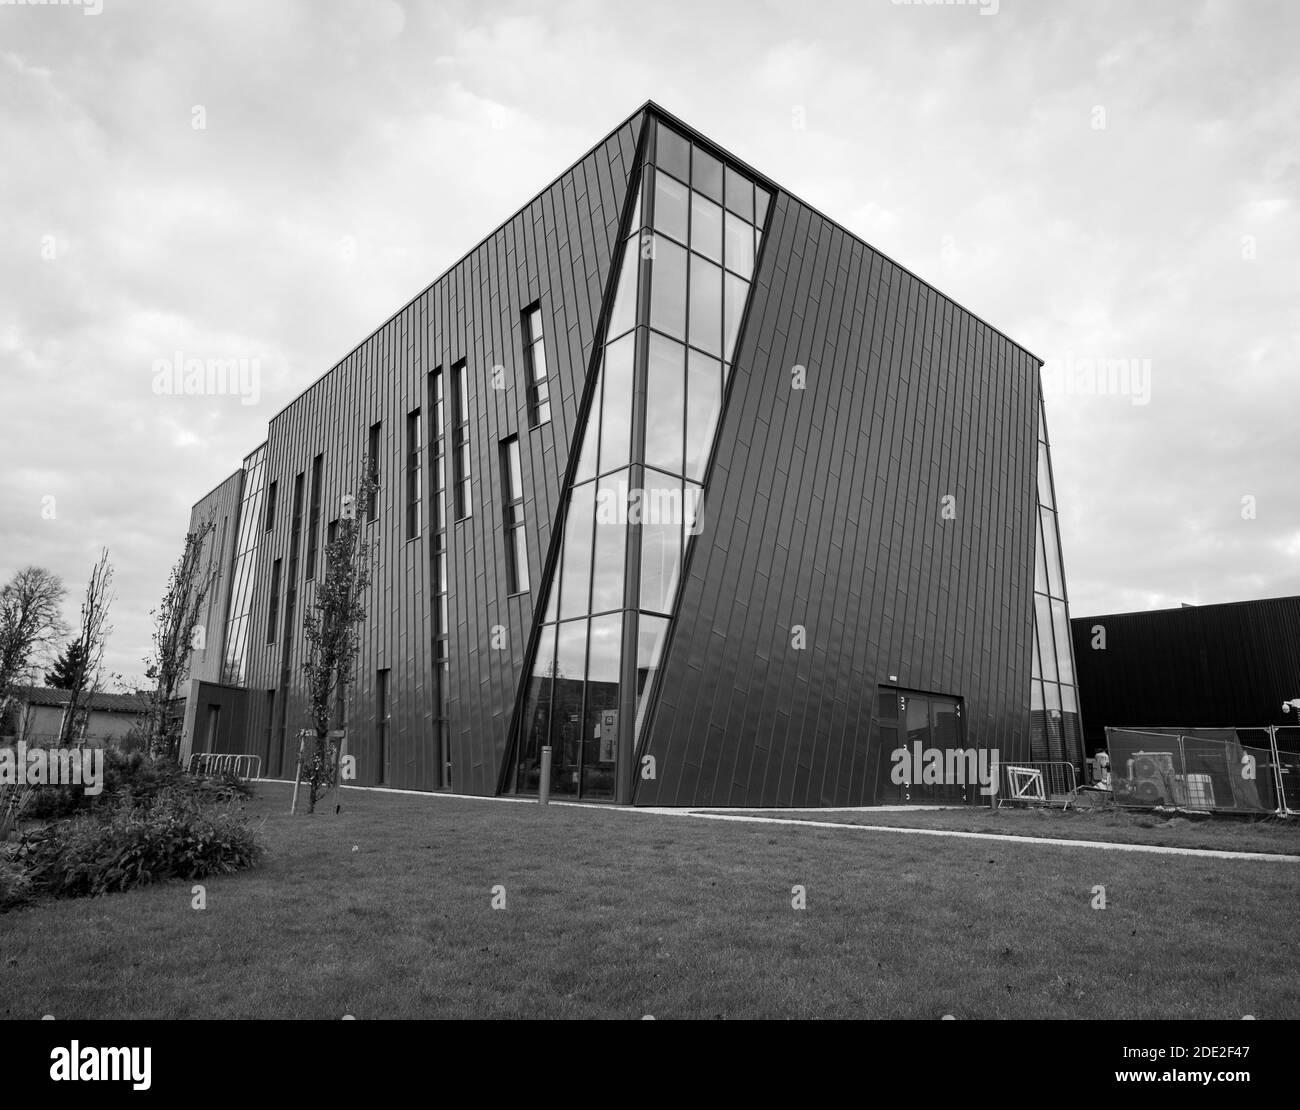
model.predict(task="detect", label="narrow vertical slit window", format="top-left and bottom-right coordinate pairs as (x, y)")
top-left (366, 421), bottom-right (382, 520)
top-left (451, 360), bottom-right (471, 519)
top-left (305, 454), bottom-right (323, 580)
top-left (428, 367), bottom-right (451, 788)
top-left (406, 408), bottom-right (422, 540)
top-left (523, 304), bottom-right (550, 426)
top-left (266, 559), bottom-right (282, 643)
top-left (501, 436), bottom-right (528, 594)
top-left (264, 480), bottom-right (278, 533)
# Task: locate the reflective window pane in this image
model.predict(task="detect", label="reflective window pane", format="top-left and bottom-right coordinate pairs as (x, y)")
top-left (1037, 440), bottom-right (1054, 509)
top-left (582, 612), bottom-right (622, 799)
top-left (512, 527), bottom-right (530, 593)
top-left (724, 166), bottom-right (754, 222)
top-left (690, 193), bottom-right (723, 264)
top-left (516, 622), bottom-right (556, 793)
top-left (723, 272), bottom-right (748, 363)
top-left (599, 332), bottom-right (635, 473)
top-left (683, 479), bottom-right (704, 542)
top-left (691, 147), bottom-right (723, 203)
top-left (689, 255), bottom-right (723, 358)
top-left (755, 187), bottom-right (771, 227)
top-left (549, 619), bottom-right (588, 795)
top-left (628, 180), bottom-right (643, 240)
top-left (1034, 593), bottom-right (1058, 683)
top-left (656, 122), bottom-right (690, 185)
top-left (573, 366), bottom-right (600, 484)
top-left (543, 574), bottom-right (558, 622)
top-left (1052, 597), bottom-right (1075, 686)
top-left (645, 334), bottom-right (685, 475)
top-left (559, 483), bottom-right (595, 619)
top-left (724, 211), bottom-right (754, 279)
top-left (649, 235), bottom-right (688, 340)
top-left (1031, 622), bottom-right (1042, 678)
top-left (1042, 679), bottom-right (1064, 762)
top-left (634, 613), bottom-right (670, 739)
top-left (1029, 679), bottom-right (1047, 760)
top-left (1034, 513), bottom-right (1049, 594)
top-left (1040, 506), bottom-right (1063, 598)
top-left (590, 470), bottom-right (629, 613)
top-left (607, 239), bottom-right (639, 341)
top-left (653, 170), bottom-right (689, 245)
top-left (640, 472), bottom-right (683, 614)
top-left (685, 350), bottom-right (722, 482)
top-left (505, 438), bottom-right (523, 498)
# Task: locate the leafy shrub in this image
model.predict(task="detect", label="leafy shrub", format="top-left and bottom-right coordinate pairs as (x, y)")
top-left (18, 790), bottom-right (264, 899)
top-left (22, 750), bottom-right (253, 820)
top-left (0, 851), bottom-right (31, 912)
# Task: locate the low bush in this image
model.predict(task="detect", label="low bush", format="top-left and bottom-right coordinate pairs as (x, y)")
top-left (0, 851), bottom-right (31, 912)
top-left (22, 750), bottom-right (253, 820)
top-left (17, 790), bottom-right (264, 900)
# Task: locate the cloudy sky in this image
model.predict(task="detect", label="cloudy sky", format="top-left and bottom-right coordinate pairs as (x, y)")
top-left (1, 0), bottom-right (1296, 685)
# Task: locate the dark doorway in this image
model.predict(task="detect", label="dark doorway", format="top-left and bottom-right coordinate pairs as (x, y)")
top-left (204, 704), bottom-right (221, 754)
top-left (872, 687), bottom-right (974, 805)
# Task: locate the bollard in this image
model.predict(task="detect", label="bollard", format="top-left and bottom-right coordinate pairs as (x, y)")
top-left (539, 745), bottom-right (552, 806)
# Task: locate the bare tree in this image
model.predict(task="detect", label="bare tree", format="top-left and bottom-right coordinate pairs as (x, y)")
top-left (0, 566), bottom-right (68, 716)
top-left (144, 518), bottom-right (219, 761)
top-left (59, 549), bottom-right (115, 746)
top-left (300, 467), bottom-right (378, 814)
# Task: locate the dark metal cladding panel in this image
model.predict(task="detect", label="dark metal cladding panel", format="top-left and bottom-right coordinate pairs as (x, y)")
top-left (232, 113), bottom-right (645, 791)
top-left (1071, 597), bottom-right (1300, 752)
top-left (635, 190), bottom-right (1041, 807)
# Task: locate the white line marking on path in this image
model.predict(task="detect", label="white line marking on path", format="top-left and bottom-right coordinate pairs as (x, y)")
top-left (631, 808), bottom-right (1300, 862)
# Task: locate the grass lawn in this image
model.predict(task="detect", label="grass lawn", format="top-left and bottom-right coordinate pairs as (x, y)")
top-left (725, 803), bottom-right (1300, 857)
top-left (2, 782), bottom-right (1297, 1019)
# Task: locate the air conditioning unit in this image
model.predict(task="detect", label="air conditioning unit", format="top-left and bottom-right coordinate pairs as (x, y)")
top-left (1127, 750), bottom-right (1176, 804)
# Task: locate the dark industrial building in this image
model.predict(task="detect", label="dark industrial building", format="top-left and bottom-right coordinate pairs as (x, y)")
top-left (179, 102), bottom-right (1083, 807)
top-left (1071, 595), bottom-right (1300, 756)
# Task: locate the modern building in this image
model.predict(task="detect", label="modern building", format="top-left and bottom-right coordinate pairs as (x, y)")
top-left (1071, 595), bottom-right (1300, 756)
top-left (179, 101), bottom-right (1083, 807)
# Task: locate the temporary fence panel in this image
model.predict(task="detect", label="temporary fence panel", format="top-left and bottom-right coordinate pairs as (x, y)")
top-left (995, 760), bottom-right (1077, 808)
top-left (1106, 727), bottom-right (1283, 815)
top-left (1276, 725), bottom-right (1300, 815)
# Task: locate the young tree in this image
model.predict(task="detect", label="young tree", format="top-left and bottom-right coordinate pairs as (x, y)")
top-left (0, 567), bottom-right (68, 714)
top-left (300, 467), bottom-right (378, 814)
top-left (59, 549), bottom-right (115, 745)
top-left (45, 639), bottom-right (89, 689)
top-left (143, 518), bottom-right (218, 761)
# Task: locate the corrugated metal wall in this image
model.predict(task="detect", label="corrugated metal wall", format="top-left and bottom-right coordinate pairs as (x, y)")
top-left (1071, 597), bottom-right (1300, 753)
top-left (634, 188), bottom-right (1042, 806)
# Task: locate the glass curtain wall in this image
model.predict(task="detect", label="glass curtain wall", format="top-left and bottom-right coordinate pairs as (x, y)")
top-left (1030, 399), bottom-right (1084, 766)
top-left (514, 121), bottom-right (771, 800)
top-left (221, 444), bottom-right (267, 685)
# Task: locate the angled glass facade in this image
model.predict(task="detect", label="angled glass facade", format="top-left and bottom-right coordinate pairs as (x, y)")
top-left (511, 120), bottom-right (772, 801)
top-left (1030, 399), bottom-right (1083, 765)
top-left (221, 444), bottom-right (266, 686)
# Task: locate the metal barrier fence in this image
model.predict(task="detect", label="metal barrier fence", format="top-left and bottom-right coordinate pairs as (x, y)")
top-left (187, 753), bottom-right (262, 781)
top-left (1106, 727), bottom-right (1289, 816)
top-left (995, 760), bottom-right (1078, 808)
top-left (1276, 725), bottom-right (1300, 816)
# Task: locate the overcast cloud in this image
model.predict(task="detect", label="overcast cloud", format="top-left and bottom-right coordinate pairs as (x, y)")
top-left (1, 0), bottom-right (1296, 685)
